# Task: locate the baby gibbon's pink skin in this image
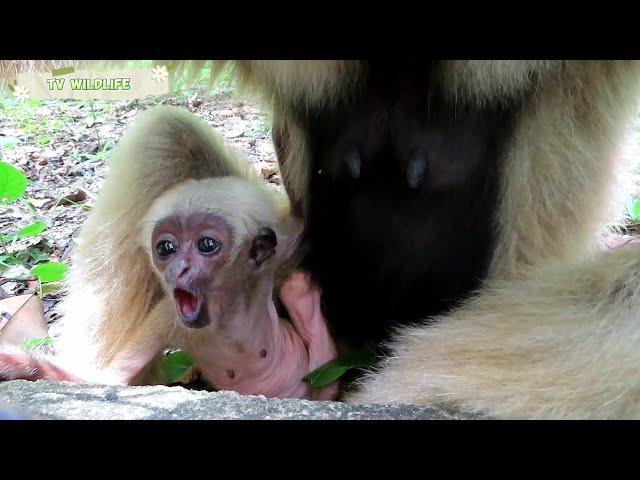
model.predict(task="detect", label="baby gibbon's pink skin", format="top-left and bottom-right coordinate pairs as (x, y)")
top-left (279, 272), bottom-right (339, 400)
top-left (188, 272), bottom-right (337, 399)
top-left (152, 214), bottom-right (338, 400)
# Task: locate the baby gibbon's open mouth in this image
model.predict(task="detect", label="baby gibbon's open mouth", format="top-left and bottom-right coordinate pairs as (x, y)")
top-left (173, 288), bottom-right (204, 326)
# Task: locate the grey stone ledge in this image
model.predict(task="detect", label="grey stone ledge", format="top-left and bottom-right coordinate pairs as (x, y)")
top-left (0, 380), bottom-right (463, 420)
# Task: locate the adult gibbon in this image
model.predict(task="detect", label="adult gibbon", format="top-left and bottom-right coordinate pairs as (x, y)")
top-left (5, 60), bottom-right (640, 418)
top-left (204, 61), bottom-right (640, 418)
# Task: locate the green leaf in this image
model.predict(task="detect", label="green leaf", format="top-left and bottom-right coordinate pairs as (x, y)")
top-left (304, 361), bottom-right (352, 388)
top-left (30, 261), bottom-right (68, 283)
top-left (20, 337), bottom-right (53, 352)
top-left (627, 197), bottom-right (640, 222)
top-left (160, 350), bottom-right (195, 384)
top-left (40, 282), bottom-right (63, 295)
top-left (0, 254), bottom-right (19, 268)
top-left (16, 221), bottom-right (46, 239)
top-left (0, 221), bottom-right (42, 242)
top-left (28, 249), bottom-right (50, 263)
top-left (35, 136), bottom-right (51, 147)
top-left (304, 343), bottom-right (378, 388)
top-left (0, 162), bottom-right (28, 204)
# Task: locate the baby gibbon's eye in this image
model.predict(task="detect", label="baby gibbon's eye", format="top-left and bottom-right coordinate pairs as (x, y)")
top-left (198, 237), bottom-right (220, 254)
top-left (156, 240), bottom-right (177, 257)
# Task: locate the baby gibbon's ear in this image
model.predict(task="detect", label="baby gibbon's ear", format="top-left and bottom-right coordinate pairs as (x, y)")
top-left (250, 227), bottom-right (278, 269)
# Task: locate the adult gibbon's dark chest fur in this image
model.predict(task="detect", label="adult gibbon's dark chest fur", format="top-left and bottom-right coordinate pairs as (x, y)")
top-left (289, 62), bottom-right (522, 348)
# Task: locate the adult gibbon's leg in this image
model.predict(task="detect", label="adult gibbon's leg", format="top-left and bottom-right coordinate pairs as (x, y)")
top-left (345, 243), bottom-right (640, 419)
top-left (344, 61), bottom-right (640, 418)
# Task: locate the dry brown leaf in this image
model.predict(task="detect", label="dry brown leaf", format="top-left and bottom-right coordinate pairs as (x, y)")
top-left (0, 295), bottom-right (48, 346)
top-left (43, 189), bottom-right (88, 209)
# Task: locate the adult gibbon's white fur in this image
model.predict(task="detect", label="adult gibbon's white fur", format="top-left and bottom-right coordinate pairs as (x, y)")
top-left (7, 60), bottom-right (640, 417)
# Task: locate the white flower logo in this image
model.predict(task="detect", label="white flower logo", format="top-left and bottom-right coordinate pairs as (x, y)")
top-left (13, 85), bottom-right (30, 102)
top-left (151, 65), bottom-right (169, 83)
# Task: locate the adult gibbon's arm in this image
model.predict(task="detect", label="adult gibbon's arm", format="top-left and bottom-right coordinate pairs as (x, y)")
top-left (346, 242), bottom-right (640, 419)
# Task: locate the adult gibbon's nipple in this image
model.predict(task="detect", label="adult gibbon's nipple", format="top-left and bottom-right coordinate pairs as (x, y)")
top-left (407, 148), bottom-right (428, 188)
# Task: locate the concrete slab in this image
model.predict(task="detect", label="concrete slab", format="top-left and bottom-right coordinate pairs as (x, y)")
top-left (0, 380), bottom-right (462, 420)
